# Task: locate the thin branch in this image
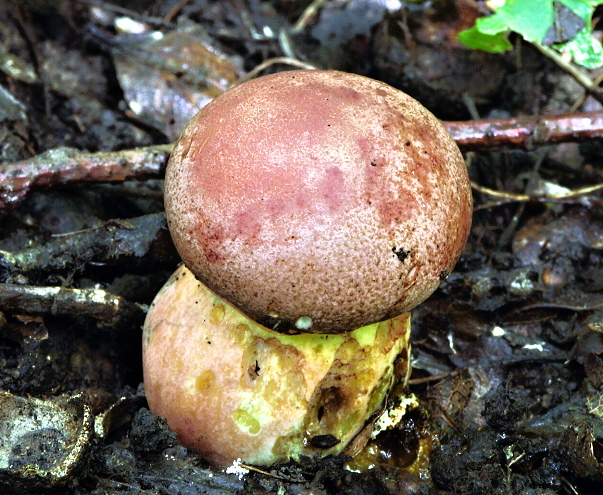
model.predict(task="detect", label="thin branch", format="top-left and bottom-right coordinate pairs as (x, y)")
top-left (471, 181), bottom-right (603, 203)
top-left (0, 213), bottom-right (176, 283)
top-left (444, 111), bottom-right (603, 151)
top-left (2, 111), bottom-right (603, 210)
top-left (0, 284), bottom-right (145, 327)
top-left (291, 0), bottom-right (328, 33)
top-left (163, 0), bottom-right (192, 23)
top-left (232, 57), bottom-right (318, 87)
top-left (0, 144), bottom-right (172, 210)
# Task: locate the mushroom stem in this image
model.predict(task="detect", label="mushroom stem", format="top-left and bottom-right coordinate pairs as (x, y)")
top-left (143, 265), bottom-right (412, 467)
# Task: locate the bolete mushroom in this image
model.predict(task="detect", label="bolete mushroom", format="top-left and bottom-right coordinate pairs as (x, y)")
top-left (143, 70), bottom-right (472, 467)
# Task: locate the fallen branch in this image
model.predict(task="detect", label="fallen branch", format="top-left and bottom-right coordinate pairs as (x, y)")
top-left (0, 284), bottom-right (145, 327)
top-left (1, 112), bottom-right (603, 210)
top-left (0, 144), bottom-right (172, 210)
top-left (0, 213), bottom-right (176, 284)
top-left (444, 111), bottom-right (603, 151)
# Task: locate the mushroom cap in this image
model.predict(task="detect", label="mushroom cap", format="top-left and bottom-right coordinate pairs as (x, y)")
top-left (165, 70), bottom-right (472, 333)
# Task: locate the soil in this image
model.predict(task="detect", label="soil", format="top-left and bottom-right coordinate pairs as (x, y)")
top-left (1, 1), bottom-right (603, 494)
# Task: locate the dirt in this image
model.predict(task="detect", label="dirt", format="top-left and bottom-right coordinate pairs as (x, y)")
top-left (1, 1), bottom-right (603, 494)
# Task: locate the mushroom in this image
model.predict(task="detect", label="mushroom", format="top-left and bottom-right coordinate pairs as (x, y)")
top-left (143, 70), bottom-right (472, 466)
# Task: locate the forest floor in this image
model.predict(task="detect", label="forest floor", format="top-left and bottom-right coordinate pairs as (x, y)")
top-left (1, 1), bottom-right (603, 494)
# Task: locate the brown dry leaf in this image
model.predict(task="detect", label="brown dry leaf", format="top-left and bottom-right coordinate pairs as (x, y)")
top-left (586, 393), bottom-right (603, 418)
top-left (113, 24), bottom-right (243, 139)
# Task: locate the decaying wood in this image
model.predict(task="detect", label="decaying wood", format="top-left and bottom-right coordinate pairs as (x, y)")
top-left (0, 283), bottom-right (144, 327)
top-left (0, 213), bottom-right (175, 284)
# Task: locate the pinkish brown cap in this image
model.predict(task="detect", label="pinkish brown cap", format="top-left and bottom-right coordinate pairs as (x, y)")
top-left (164, 70), bottom-right (472, 333)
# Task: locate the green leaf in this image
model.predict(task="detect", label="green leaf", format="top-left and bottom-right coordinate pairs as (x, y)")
top-left (554, 26), bottom-right (603, 68)
top-left (476, 0), bottom-right (553, 42)
top-left (473, 12), bottom-right (512, 36)
top-left (552, 0), bottom-right (603, 68)
top-left (557, 0), bottom-right (597, 20)
top-left (458, 0), bottom-right (603, 69)
top-left (457, 26), bottom-right (513, 53)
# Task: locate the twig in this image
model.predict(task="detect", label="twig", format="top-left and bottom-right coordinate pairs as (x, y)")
top-left (496, 148), bottom-right (548, 251)
top-left (444, 111), bottom-right (603, 151)
top-left (407, 372), bottom-right (451, 386)
top-left (2, 111), bottom-right (602, 210)
top-left (471, 181), bottom-right (603, 203)
top-left (11, 5), bottom-right (50, 115)
top-left (291, 0), bottom-right (328, 33)
top-left (163, 0), bottom-right (191, 23)
top-left (471, 183), bottom-right (530, 202)
top-left (0, 213), bottom-right (176, 283)
top-left (0, 284), bottom-right (144, 327)
top-left (236, 463), bottom-right (288, 480)
top-left (232, 57), bottom-right (318, 87)
top-left (0, 144), bottom-right (172, 210)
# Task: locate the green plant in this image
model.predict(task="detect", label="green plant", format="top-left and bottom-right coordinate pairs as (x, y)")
top-left (459, 0), bottom-right (603, 69)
